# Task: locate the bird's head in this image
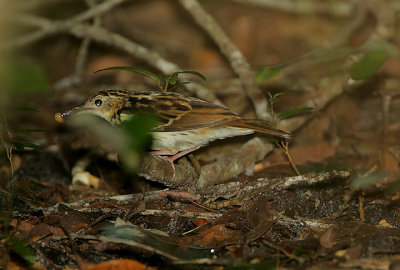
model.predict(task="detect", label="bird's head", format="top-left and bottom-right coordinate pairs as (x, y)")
top-left (55, 90), bottom-right (129, 124)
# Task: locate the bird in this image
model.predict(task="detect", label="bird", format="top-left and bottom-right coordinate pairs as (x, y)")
top-left (56, 90), bottom-right (291, 166)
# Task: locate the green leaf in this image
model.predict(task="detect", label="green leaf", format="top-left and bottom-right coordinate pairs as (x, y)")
top-left (351, 171), bottom-right (389, 191)
top-left (255, 66), bottom-right (281, 84)
top-left (277, 107), bottom-right (313, 120)
top-left (168, 71), bottom-right (206, 82)
top-left (13, 129), bottom-right (46, 134)
top-left (95, 66), bottom-right (162, 88)
top-left (349, 50), bottom-right (389, 80)
top-left (271, 92), bottom-right (288, 98)
top-left (8, 237), bottom-right (36, 266)
top-left (269, 96), bottom-right (280, 105)
top-left (268, 91), bottom-right (289, 105)
top-left (168, 81), bottom-right (190, 92)
top-left (168, 73), bottom-right (179, 85)
top-left (12, 142), bottom-right (40, 150)
top-left (163, 71), bottom-right (205, 91)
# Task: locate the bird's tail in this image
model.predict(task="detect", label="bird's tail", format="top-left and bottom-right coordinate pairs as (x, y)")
top-left (228, 119), bottom-right (291, 139)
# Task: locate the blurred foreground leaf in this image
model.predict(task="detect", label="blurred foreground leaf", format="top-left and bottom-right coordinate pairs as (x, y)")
top-left (69, 114), bottom-right (127, 152)
top-left (69, 112), bottom-right (157, 171)
top-left (8, 236), bottom-right (36, 266)
top-left (121, 113), bottom-right (157, 153)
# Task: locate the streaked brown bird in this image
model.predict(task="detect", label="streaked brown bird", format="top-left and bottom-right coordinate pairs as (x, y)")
top-left (56, 90), bottom-right (290, 165)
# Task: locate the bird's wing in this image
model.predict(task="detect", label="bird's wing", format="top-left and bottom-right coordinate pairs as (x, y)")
top-left (121, 92), bottom-right (239, 131)
top-left (161, 97), bottom-right (240, 131)
top-left (227, 119), bottom-right (291, 139)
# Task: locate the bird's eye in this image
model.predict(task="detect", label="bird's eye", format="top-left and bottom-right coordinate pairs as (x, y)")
top-left (94, 99), bottom-right (102, 107)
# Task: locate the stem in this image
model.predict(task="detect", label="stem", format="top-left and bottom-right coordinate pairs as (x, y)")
top-left (0, 109), bottom-right (13, 177)
top-left (164, 76), bottom-right (170, 92)
top-left (278, 140), bottom-right (300, 176)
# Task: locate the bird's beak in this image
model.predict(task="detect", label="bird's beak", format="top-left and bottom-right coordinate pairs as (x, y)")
top-left (54, 104), bottom-right (86, 123)
top-left (54, 110), bottom-right (71, 123)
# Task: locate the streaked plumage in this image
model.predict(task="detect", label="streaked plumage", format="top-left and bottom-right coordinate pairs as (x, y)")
top-left (60, 90), bottom-right (290, 156)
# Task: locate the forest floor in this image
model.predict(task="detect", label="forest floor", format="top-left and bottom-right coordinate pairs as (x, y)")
top-left (1, 1), bottom-right (400, 269)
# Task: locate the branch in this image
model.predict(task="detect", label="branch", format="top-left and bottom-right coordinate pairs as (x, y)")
top-left (53, 0), bottom-right (102, 91)
top-left (327, 0), bottom-right (367, 48)
top-left (10, 14), bottom-right (222, 104)
top-left (68, 0), bottom-right (126, 25)
top-left (198, 170), bottom-right (350, 199)
top-left (366, 0), bottom-right (396, 42)
top-left (233, 0), bottom-right (354, 16)
top-left (179, 0), bottom-right (270, 119)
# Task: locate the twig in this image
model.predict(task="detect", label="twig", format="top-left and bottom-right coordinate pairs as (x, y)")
top-left (11, 14), bottom-right (222, 104)
top-left (140, 209), bottom-right (221, 219)
top-left (261, 239), bottom-right (304, 263)
top-left (379, 79), bottom-right (400, 169)
top-left (270, 210), bottom-right (331, 229)
top-left (77, 213), bottom-right (114, 233)
top-left (60, 226), bottom-right (85, 269)
top-left (265, 0), bottom-right (395, 138)
top-left (53, 234), bottom-right (182, 262)
top-left (327, 0), bottom-right (367, 48)
top-left (366, 0), bottom-right (396, 42)
top-left (277, 140), bottom-right (300, 176)
top-left (278, 75), bottom-right (346, 133)
top-left (4, 0), bottom-right (125, 49)
top-left (198, 170), bottom-right (351, 199)
top-left (68, 0), bottom-right (126, 25)
top-left (359, 195), bottom-right (365, 222)
top-left (0, 109), bottom-right (13, 178)
top-left (233, 0), bottom-right (354, 16)
top-left (10, 0), bottom-right (72, 12)
top-left (54, 0), bottom-right (101, 91)
top-left (179, 0), bottom-right (270, 119)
